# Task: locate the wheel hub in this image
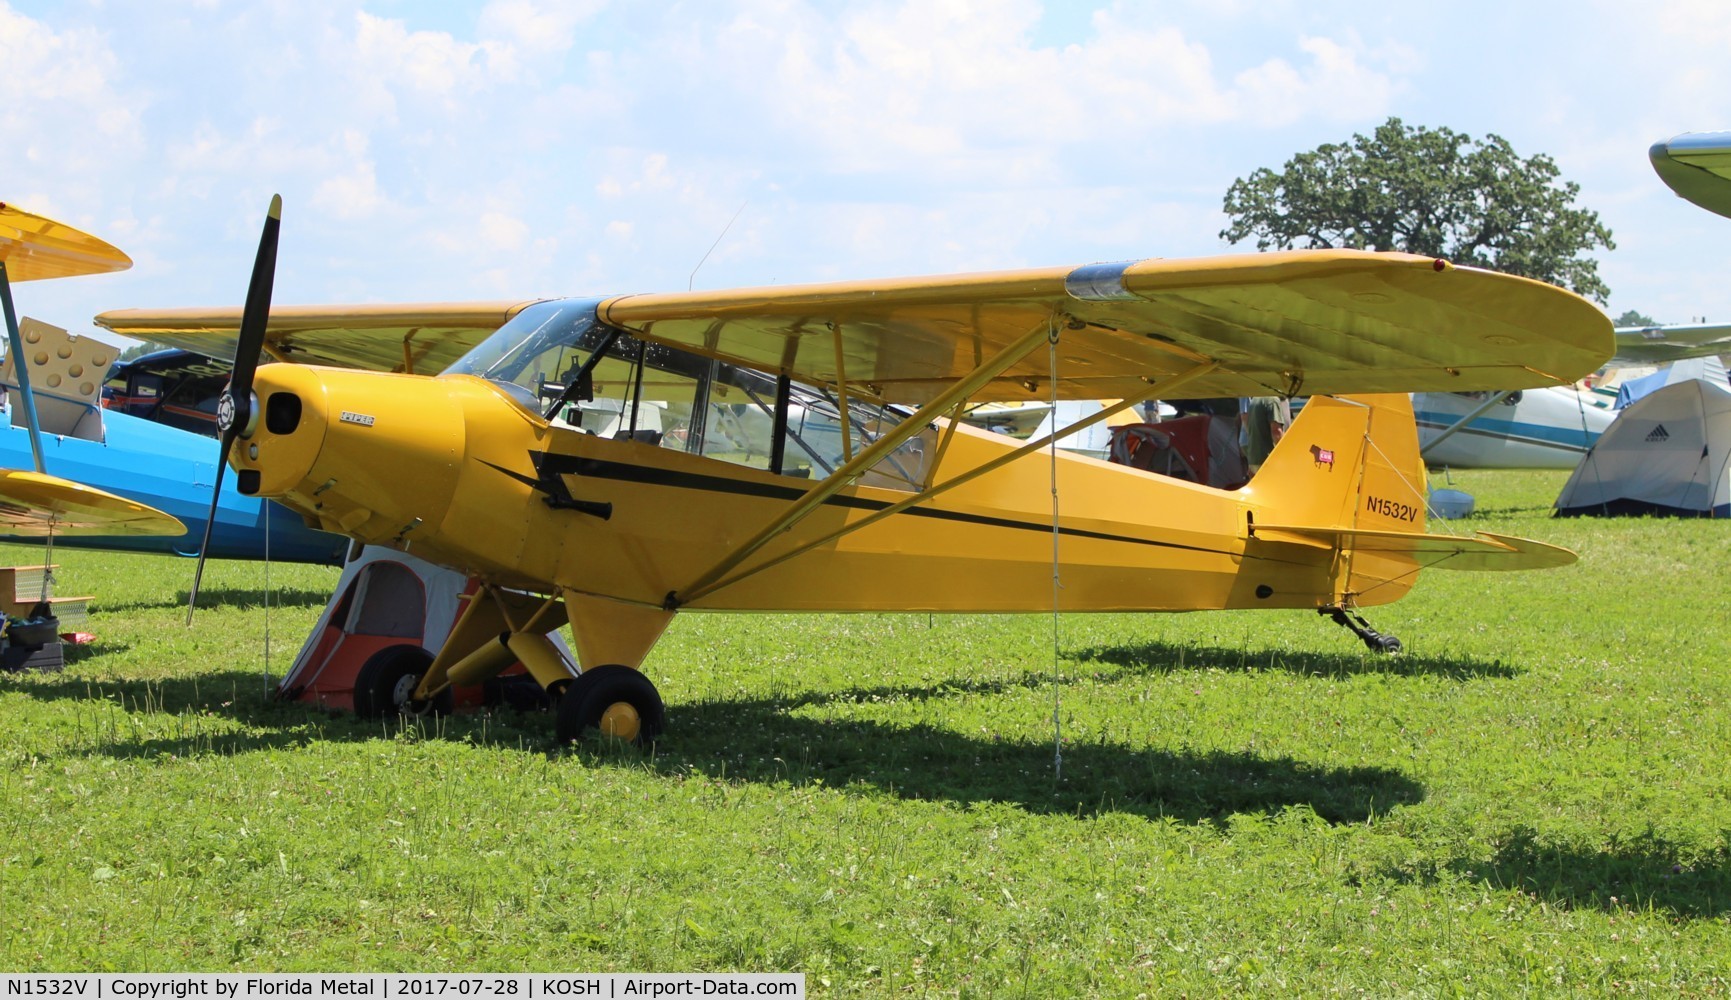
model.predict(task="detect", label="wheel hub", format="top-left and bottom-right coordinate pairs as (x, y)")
top-left (599, 702), bottom-right (641, 741)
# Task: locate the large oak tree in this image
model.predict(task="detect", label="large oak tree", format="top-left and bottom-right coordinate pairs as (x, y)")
top-left (1221, 117), bottom-right (1615, 303)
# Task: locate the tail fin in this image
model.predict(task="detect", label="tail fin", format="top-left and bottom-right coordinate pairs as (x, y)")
top-left (1241, 393), bottom-right (1431, 607)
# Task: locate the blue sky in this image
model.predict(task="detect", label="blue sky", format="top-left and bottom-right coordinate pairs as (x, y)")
top-left (7, 0), bottom-right (1731, 345)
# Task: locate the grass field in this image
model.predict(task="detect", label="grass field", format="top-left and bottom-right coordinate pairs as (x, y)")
top-left (2, 467), bottom-right (1729, 994)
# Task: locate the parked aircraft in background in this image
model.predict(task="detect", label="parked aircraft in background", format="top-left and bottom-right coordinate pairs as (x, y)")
top-left (0, 202), bottom-right (341, 562)
top-left (0, 202), bottom-right (184, 544)
top-left (1651, 131), bottom-right (1731, 220)
top-left (1414, 387), bottom-right (1615, 470)
top-left (0, 384), bottom-right (348, 562)
top-left (1612, 321), bottom-right (1731, 366)
top-left (100, 199), bottom-right (1614, 745)
top-left (1410, 317), bottom-right (1731, 471)
top-left (103, 348), bottom-right (232, 435)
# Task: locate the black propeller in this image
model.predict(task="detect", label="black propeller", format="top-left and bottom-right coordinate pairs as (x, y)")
top-left (187, 194), bottom-right (281, 624)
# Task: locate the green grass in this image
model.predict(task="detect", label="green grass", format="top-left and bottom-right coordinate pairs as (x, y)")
top-left (3, 468), bottom-right (1731, 994)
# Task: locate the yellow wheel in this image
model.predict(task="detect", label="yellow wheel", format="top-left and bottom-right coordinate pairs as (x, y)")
top-left (554, 665), bottom-right (664, 746)
top-left (598, 702), bottom-right (642, 741)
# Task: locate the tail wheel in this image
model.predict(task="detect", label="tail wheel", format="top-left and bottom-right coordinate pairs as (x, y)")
top-left (555, 665), bottom-right (664, 746)
top-left (352, 645), bottom-right (450, 718)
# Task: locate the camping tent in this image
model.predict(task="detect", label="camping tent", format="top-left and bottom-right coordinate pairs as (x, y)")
top-left (1615, 356), bottom-right (1729, 408)
top-left (1555, 378), bottom-right (1731, 517)
top-left (278, 545), bottom-right (578, 712)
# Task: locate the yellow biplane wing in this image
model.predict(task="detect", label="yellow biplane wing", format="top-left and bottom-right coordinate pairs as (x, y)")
top-left (0, 470), bottom-right (184, 536)
top-left (95, 301), bottom-right (538, 375)
top-left (597, 250), bottom-right (1613, 404)
top-left (0, 202), bottom-right (131, 281)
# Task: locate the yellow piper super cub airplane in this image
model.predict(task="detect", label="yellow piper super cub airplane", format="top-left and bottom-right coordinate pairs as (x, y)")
top-left (97, 199), bottom-right (1612, 743)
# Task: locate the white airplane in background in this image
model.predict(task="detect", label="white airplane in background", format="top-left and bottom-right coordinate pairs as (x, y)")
top-left (1413, 322), bottom-right (1731, 471)
top-left (1414, 386), bottom-right (1614, 470)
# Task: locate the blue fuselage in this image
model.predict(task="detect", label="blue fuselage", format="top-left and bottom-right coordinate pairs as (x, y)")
top-left (0, 408), bottom-right (348, 564)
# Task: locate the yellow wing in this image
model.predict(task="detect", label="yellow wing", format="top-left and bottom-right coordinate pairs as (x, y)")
top-left (0, 202), bottom-right (131, 281)
top-left (94, 301), bottom-right (539, 374)
top-left (597, 250), bottom-right (1613, 404)
top-left (0, 470), bottom-right (185, 537)
top-left (93, 250), bottom-right (1612, 395)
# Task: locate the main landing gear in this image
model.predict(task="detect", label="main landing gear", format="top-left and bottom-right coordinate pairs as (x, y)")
top-left (1320, 605), bottom-right (1403, 654)
top-left (352, 644), bottom-right (667, 746)
top-left (554, 664), bottom-right (666, 746)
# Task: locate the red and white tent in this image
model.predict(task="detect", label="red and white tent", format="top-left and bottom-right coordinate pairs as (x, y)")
top-left (278, 545), bottom-right (577, 713)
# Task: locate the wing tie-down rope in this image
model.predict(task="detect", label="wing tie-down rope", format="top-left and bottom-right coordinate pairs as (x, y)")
top-left (1047, 320), bottom-right (1063, 782)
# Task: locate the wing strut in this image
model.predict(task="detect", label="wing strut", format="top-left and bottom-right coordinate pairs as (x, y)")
top-left (678, 360), bottom-right (1221, 605)
top-left (0, 262), bottom-right (46, 473)
top-left (1418, 389), bottom-right (1515, 458)
top-left (670, 321), bottom-right (1058, 607)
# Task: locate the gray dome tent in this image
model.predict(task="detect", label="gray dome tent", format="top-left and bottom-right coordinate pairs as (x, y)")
top-left (1555, 378), bottom-right (1731, 517)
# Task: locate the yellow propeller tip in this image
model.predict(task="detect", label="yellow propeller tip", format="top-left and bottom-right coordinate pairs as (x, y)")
top-left (268, 194), bottom-right (282, 219)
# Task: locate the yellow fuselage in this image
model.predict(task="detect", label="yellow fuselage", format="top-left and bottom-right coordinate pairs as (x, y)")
top-left (235, 365), bottom-right (1418, 615)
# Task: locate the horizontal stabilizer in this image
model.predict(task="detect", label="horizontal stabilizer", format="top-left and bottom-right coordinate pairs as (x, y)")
top-left (1252, 524), bottom-right (1575, 572)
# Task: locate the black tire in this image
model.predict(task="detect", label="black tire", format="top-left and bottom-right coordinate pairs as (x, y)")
top-left (554, 665), bottom-right (664, 746)
top-left (352, 645), bottom-right (450, 718)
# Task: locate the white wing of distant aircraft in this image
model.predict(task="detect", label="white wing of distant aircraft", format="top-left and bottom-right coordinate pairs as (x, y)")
top-left (1613, 321), bottom-right (1731, 365)
top-left (1651, 131), bottom-right (1731, 220)
top-left (1610, 133), bottom-right (1731, 366)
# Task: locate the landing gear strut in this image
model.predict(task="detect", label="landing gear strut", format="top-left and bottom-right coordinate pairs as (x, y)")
top-left (1320, 605), bottom-right (1403, 654)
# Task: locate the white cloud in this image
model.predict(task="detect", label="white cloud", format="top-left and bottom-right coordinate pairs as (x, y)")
top-left (352, 11), bottom-right (515, 101)
top-left (675, 0), bottom-right (1402, 184)
top-left (0, 3), bottom-right (145, 189)
top-left (596, 152), bottom-right (677, 198)
top-left (313, 161), bottom-right (382, 220)
top-left (478, 210), bottom-right (532, 250)
top-left (1231, 34), bottom-right (1402, 126)
top-left (477, 0), bottom-right (605, 59)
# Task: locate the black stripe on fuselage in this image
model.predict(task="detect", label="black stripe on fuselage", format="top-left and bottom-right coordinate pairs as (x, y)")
top-left (530, 450), bottom-right (1230, 555)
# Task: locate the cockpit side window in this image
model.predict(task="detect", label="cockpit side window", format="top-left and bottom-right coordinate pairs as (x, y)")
top-left (444, 299), bottom-right (930, 491)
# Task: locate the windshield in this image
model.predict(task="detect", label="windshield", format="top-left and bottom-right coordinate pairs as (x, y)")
top-left (441, 297), bottom-right (605, 392)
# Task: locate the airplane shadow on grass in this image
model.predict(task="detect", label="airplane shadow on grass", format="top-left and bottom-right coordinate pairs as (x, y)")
top-left (6, 666), bottom-right (1423, 827)
top-left (660, 693), bottom-right (1423, 825)
top-left (1381, 825), bottom-right (1731, 919)
top-left (1074, 639), bottom-right (1521, 681)
top-left (96, 586), bottom-right (336, 613)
